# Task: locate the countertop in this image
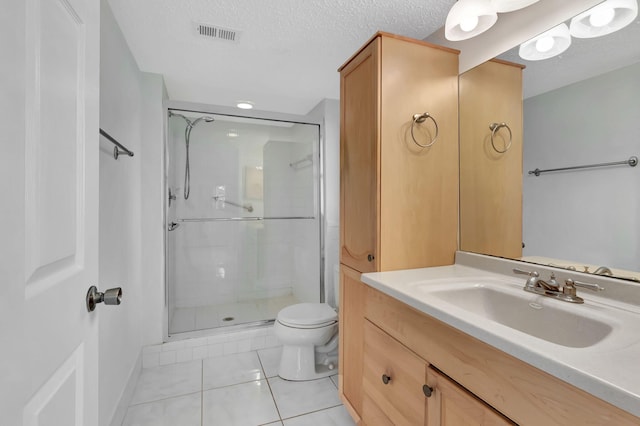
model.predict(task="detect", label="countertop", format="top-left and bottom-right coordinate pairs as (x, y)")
top-left (361, 260), bottom-right (640, 418)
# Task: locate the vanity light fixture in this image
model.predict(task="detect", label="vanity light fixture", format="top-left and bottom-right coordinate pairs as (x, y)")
top-left (236, 101), bottom-right (254, 110)
top-left (490, 0), bottom-right (540, 13)
top-left (518, 23), bottom-right (572, 61)
top-left (569, 0), bottom-right (638, 38)
top-left (445, 0), bottom-right (498, 41)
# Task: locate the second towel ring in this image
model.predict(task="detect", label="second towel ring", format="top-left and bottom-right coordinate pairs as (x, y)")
top-left (411, 113), bottom-right (439, 148)
top-left (489, 122), bottom-right (512, 153)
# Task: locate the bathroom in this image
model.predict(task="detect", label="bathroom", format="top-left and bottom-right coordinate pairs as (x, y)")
top-left (2, 0), bottom-right (639, 425)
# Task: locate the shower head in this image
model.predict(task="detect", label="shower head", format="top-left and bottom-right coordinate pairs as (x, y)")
top-left (168, 111), bottom-right (214, 127)
top-left (190, 116), bottom-right (215, 127)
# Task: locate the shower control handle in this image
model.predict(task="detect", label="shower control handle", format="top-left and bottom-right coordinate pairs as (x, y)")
top-left (86, 285), bottom-right (122, 312)
top-left (368, 254), bottom-right (375, 262)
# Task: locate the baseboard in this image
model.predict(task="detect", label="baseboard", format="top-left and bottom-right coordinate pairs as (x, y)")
top-left (109, 350), bottom-right (142, 426)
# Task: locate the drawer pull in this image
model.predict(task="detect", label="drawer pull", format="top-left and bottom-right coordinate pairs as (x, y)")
top-left (423, 384), bottom-right (433, 397)
top-left (368, 254), bottom-right (375, 262)
top-left (382, 374), bottom-right (391, 385)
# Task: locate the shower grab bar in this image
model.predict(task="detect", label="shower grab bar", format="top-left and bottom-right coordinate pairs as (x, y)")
top-left (177, 216), bottom-right (315, 222)
top-left (528, 156), bottom-right (638, 176)
top-left (99, 128), bottom-right (134, 160)
top-left (289, 154), bottom-right (313, 168)
top-left (212, 196), bottom-right (254, 212)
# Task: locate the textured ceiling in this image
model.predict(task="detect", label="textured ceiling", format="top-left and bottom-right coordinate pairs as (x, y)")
top-left (498, 15), bottom-right (640, 99)
top-left (107, 0), bottom-right (456, 114)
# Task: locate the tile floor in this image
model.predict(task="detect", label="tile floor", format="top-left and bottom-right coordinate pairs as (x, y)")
top-left (122, 346), bottom-right (355, 426)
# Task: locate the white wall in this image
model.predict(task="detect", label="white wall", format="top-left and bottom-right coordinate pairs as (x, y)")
top-left (99, 2), bottom-right (166, 425)
top-left (523, 61), bottom-right (640, 272)
top-left (307, 99), bottom-right (340, 307)
top-left (140, 73), bottom-right (167, 345)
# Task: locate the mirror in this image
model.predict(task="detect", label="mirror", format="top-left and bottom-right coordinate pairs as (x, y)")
top-left (460, 5), bottom-right (640, 282)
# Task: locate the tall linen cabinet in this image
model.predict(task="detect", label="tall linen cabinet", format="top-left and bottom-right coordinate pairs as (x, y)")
top-left (337, 32), bottom-right (460, 422)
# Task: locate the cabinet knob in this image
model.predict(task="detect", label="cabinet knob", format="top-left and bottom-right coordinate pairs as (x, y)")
top-left (368, 254), bottom-right (375, 262)
top-left (382, 374), bottom-right (391, 385)
top-left (423, 385), bottom-right (433, 398)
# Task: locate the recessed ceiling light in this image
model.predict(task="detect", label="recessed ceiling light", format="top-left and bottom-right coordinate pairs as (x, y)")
top-left (236, 101), bottom-right (254, 110)
top-left (227, 129), bottom-right (239, 138)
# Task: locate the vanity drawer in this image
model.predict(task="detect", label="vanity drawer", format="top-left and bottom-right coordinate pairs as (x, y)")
top-left (362, 319), bottom-right (427, 425)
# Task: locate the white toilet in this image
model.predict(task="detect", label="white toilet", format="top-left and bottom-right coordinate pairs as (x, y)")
top-left (274, 269), bottom-right (339, 381)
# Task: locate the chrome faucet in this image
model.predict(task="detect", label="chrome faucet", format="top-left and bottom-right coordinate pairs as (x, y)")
top-left (512, 268), bottom-right (604, 304)
top-left (593, 266), bottom-right (613, 276)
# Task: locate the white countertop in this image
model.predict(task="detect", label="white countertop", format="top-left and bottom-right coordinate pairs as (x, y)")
top-left (361, 263), bottom-right (640, 418)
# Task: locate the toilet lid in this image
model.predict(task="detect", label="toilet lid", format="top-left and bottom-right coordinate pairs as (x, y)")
top-left (277, 303), bottom-right (338, 328)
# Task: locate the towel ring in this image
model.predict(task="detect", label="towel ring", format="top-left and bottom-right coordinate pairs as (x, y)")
top-left (411, 113), bottom-right (439, 148)
top-left (489, 122), bottom-right (512, 153)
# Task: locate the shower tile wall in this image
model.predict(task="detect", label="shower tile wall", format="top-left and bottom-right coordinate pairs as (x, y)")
top-left (167, 116), bottom-right (320, 333)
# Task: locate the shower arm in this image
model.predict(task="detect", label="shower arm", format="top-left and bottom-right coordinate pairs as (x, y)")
top-left (212, 196), bottom-right (254, 213)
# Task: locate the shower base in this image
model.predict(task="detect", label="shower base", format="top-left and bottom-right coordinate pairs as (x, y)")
top-left (169, 294), bottom-right (300, 334)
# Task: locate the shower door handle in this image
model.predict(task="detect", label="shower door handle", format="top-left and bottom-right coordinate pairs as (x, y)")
top-left (86, 285), bottom-right (122, 312)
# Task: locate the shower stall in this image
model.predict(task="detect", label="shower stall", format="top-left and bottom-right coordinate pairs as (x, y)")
top-left (165, 106), bottom-right (322, 337)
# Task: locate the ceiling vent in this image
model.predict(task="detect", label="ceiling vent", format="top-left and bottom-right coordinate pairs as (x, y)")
top-left (194, 22), bottom-right (241, 43)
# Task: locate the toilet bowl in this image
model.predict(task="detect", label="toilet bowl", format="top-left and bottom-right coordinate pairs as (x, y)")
top-left (274, 302), bottom-right (339, 381)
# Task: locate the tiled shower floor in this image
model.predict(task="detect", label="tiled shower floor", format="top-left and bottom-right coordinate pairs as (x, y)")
top-left (170, 294), bottom-right (300, 333)
top-left (122, 347), bottom-right (355, 426)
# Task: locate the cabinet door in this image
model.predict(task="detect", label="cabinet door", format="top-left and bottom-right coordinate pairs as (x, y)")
top-left (339, 265), bottom-right (367, 418)
top-left (340, 38), bottom-right (379, 273)
top-left (459, 59), bottom-right (523, 259)
top-left (378, 36), bottom-right (459, 271)
top-left (362, 319), bottom-right (427, 426)
top-left (427, 367), bottom-right (515, 426)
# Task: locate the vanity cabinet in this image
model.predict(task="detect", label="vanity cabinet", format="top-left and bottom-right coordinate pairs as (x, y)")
top-left (426, 367), bottom-right (514, 426)
top-left (362, 283), bottom-right (640, 426)
top-left (338, 32), bottom-right (459, 274)
top-left (339, 265), bottom-right (367, 419)
top-left (362, 317), bottom-right (514, 426)
top-left (459, 59), bottom-right (524, 259)
top-left (362, 319), bottom-right (426, 425)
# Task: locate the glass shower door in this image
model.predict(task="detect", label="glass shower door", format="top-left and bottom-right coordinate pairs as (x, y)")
top-left (166, 111), bottom-right (320, 336)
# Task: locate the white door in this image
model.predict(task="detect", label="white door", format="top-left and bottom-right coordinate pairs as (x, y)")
top-left (0, 0), bottom-right (100, 424)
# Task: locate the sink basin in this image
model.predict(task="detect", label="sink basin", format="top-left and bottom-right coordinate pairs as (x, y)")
top-left (425, 284), bottom-right (613, 348)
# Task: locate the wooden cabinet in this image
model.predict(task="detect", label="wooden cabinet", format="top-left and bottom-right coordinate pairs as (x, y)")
top-left (361, 318), bottom-right (514, 426)
top-left (339, 265), bottom-right (367, 420)
top-left (338, 32), bottom-right (460, 421)
top-left (459, 59), bottom-right (525, 259)
top-left (426, 367), bottom-right (514, 426)
top-left (363, 320), bottom-right (426, 425)
top-left (339, 32), bottom-right (460, 274)
top-left (364, 284), bottom-right (640, 426)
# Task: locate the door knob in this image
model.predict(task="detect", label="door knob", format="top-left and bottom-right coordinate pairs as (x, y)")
top-left (86, 285), bottom-right (122, 312)
top-left (382, 374), bottom-right (391, 384)
top-left (367, 254), bottom-right (375, 262)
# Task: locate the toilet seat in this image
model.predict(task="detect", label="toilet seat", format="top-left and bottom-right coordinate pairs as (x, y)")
top-left (277, 303), bottom-right (338, 329)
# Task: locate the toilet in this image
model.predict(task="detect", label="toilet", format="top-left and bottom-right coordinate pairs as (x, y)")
top-left (274, 268), bottom-right (339, 381)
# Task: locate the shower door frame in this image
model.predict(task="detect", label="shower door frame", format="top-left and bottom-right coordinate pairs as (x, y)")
top-left (162, 100), bottom-right (325, 342)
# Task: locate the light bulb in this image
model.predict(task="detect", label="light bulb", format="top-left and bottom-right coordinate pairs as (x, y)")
top-left (459, 15), bottom-right (479, 32)
top-left (589, 6), bottom-right (615, 27)
top-left (535, 36), bottom-right (555, 53)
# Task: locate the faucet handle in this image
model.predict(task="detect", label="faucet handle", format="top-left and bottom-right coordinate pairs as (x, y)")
top-left (568, 279), bottom-right (604, 292)
top-left (513, 268), bottom-right (539, 277)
